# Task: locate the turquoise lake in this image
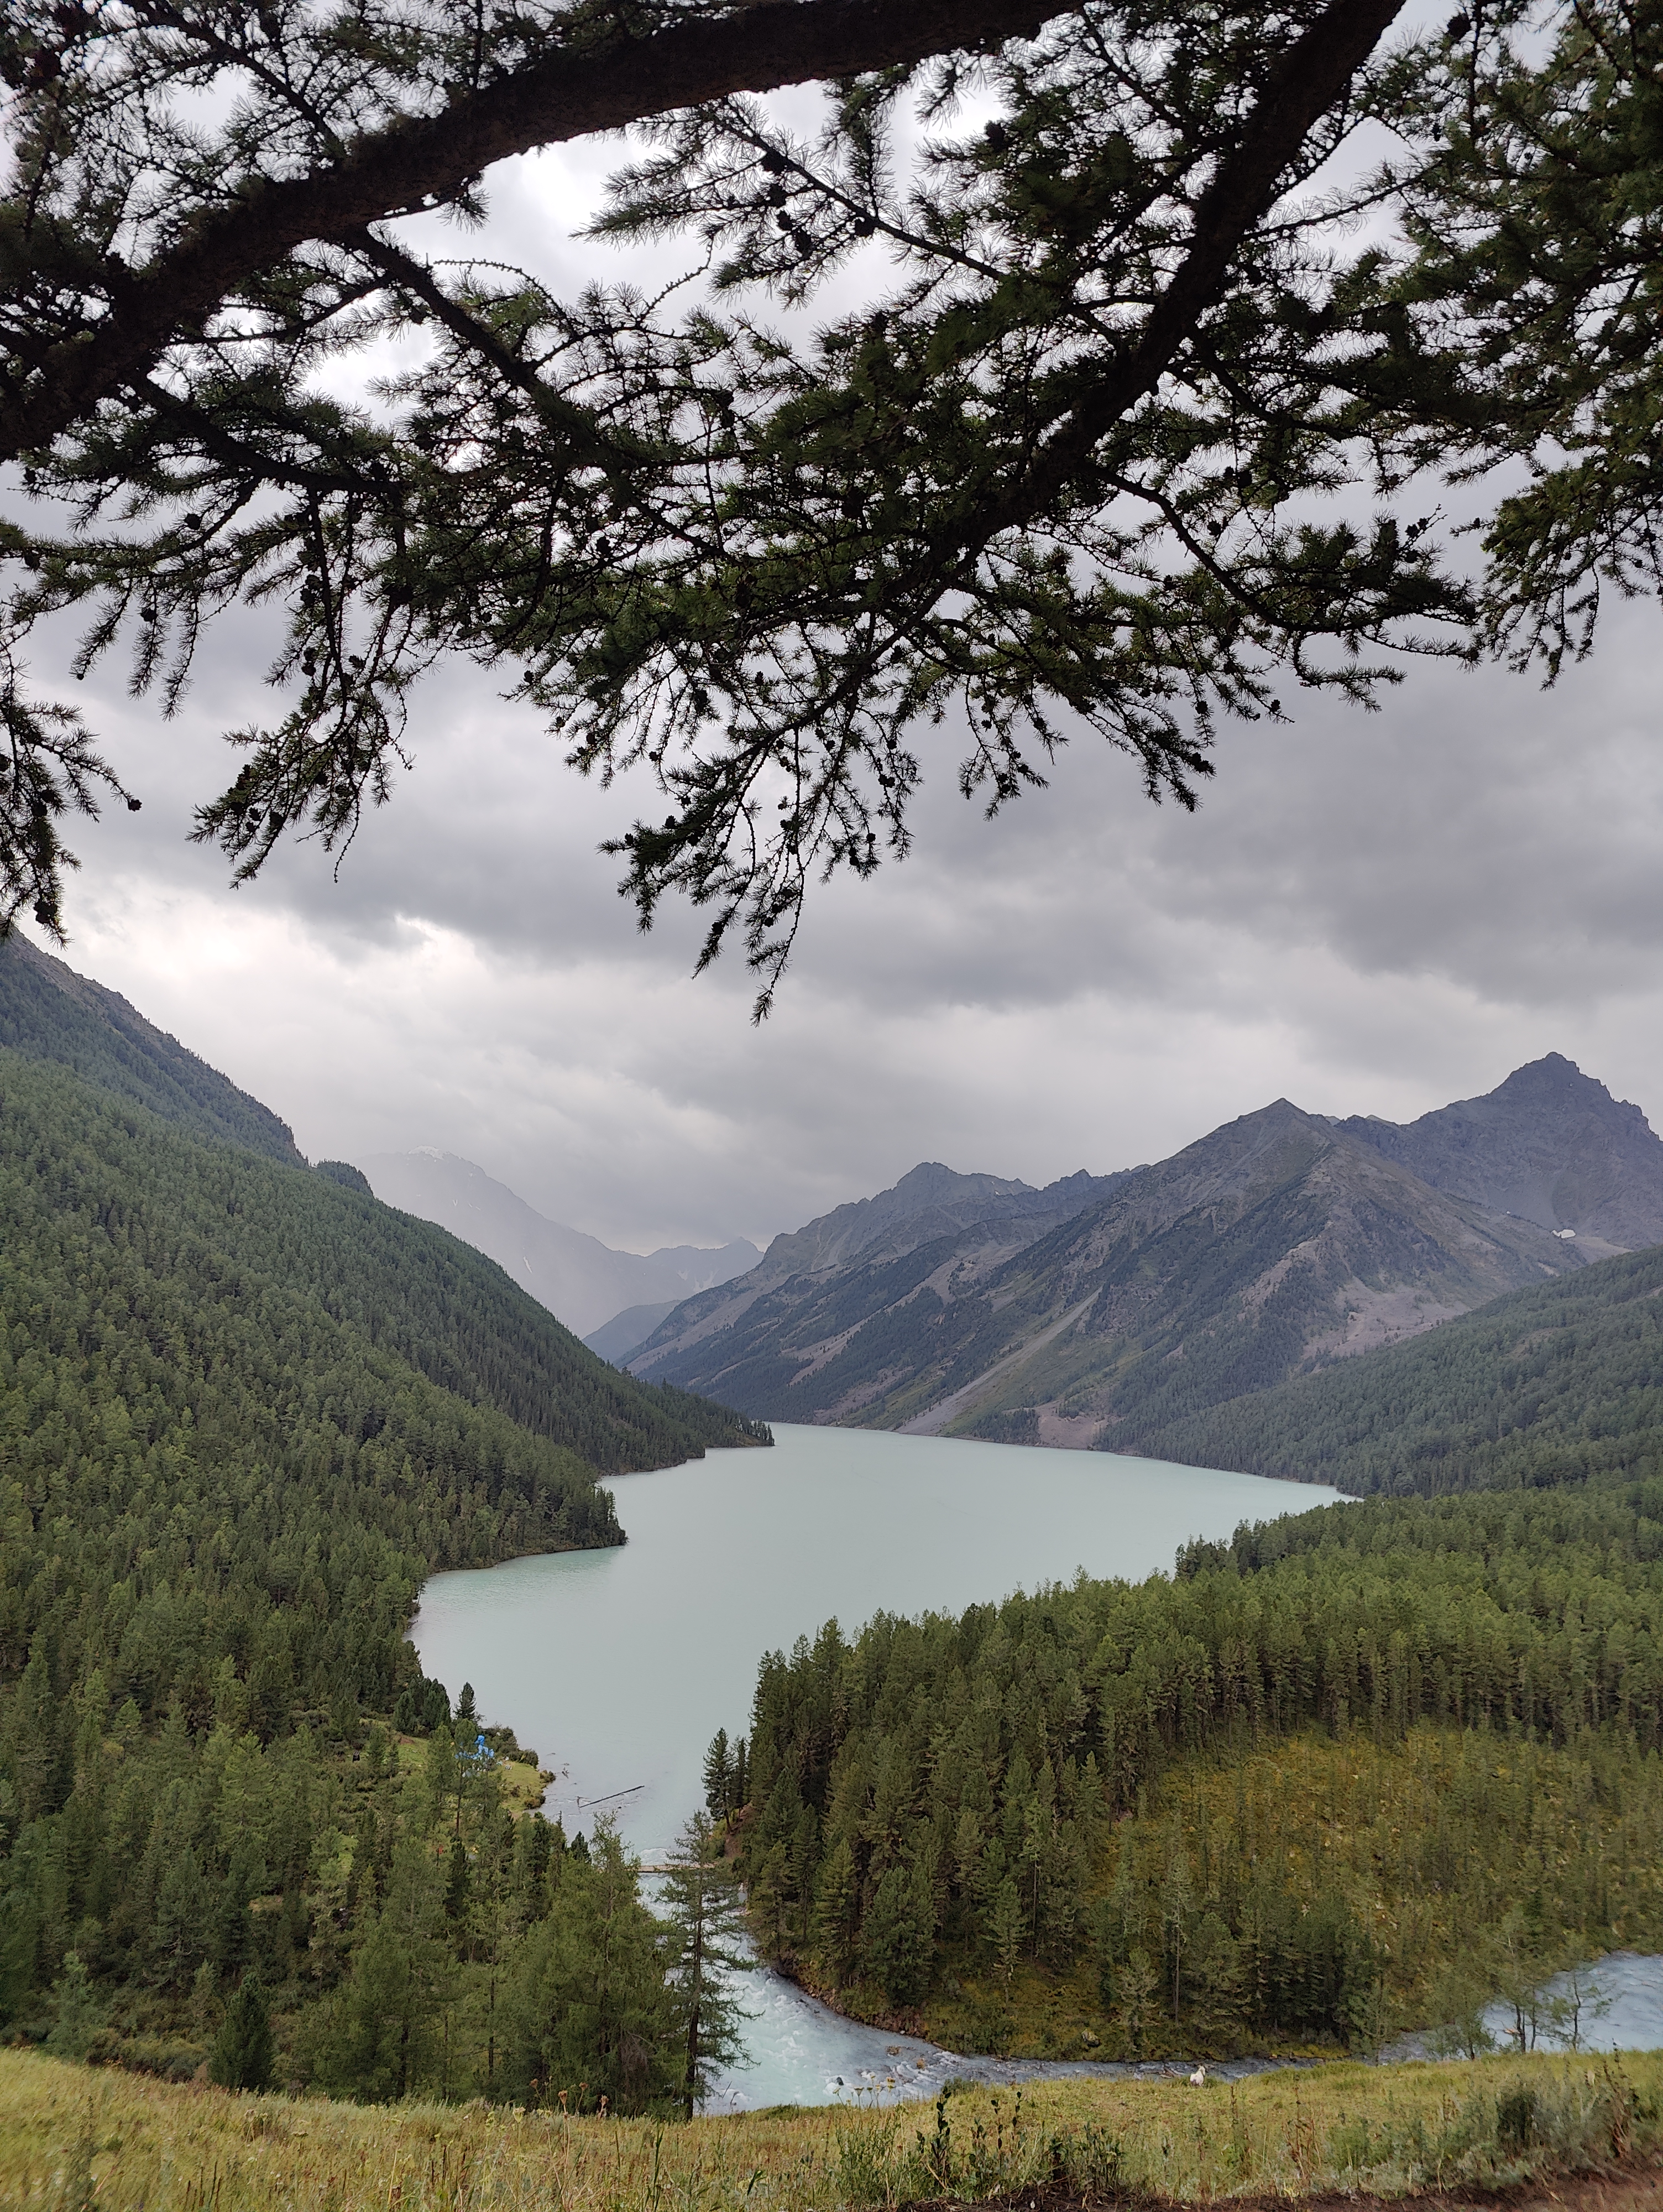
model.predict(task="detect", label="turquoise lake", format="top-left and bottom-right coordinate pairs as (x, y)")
top-left (411, 1423), bottom-right (1349, 2105)
top-left (412, 1423), bottom-right (1344, 1865)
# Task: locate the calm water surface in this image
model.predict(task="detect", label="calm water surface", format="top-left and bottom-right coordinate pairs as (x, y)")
top-left (413, 1423), bottom-right (1341, 1865)
top-left (412, 1424), bottom-right (1350, 2105)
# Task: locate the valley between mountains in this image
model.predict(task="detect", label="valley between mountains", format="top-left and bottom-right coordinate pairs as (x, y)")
top-left (8, 925), bottom-right (1663, 2138)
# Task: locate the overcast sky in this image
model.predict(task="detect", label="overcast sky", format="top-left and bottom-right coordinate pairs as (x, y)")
top-left (22, 126), bottom-right (1663, 1256)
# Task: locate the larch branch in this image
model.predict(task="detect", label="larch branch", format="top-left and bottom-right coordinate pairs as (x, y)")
top-left (0, 0), bottom-right (1072, 462)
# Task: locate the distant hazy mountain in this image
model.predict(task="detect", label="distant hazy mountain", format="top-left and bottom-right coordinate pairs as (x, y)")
top-left (583, 1300), bottom-right (683, 1364)
top-left (629, 1060), bottom-right (1658, 1449)
top-left (0, 933), bottom-right (305, 1164)
top-left (1335, 1052), bottom-right (1663, 1248)
top-left (360, 1149), bottom-right (760, 1339)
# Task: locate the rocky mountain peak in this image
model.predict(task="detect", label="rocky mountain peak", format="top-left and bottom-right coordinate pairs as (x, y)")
top-left (869, 1161), bottom-right (1036, 1214)
top-left (1336, 1055), bottom-right (1663, 1248)
top-left (1490, 1052), bottom-right (1651, 1125)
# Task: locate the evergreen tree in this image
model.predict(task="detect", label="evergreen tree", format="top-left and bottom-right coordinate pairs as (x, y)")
top-left (990, 1879), bottom-right (1025, 1989)
top-left (745, 1844), bottom-right (792, 1961)
top-left (43, 1952), bottom-right (101, 2062)
top-left (444, 1835), bottom-right (472, 1942)
top-left (210, 1844), bottom-right (265, 1984)
top-left (6, 4), bottom-right (1659, 978)
top-left (811, 1839), bottom-right (861, 1988)
top-left (313, 1845), bottom-right (456, 2103)
top-left (210, 1975), bottom-right (275, 2093)
top-left (702, 1731), bottom-right (733, 1822)
top-left (864, 1864), bottom-right (933, 2011)
top-left (1117, 1951), bottom-right (1161, 2058)
top-left (149, 1850), bottom-right (210, 1992)
top-left (658, 1812), bottom-right (754, 2117)
top-left (499, 1819), bottom-right (673, 2114)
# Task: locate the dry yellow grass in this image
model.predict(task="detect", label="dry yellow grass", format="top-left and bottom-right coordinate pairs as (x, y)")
top-left (4, 2046), bottom-right (1663, 2210)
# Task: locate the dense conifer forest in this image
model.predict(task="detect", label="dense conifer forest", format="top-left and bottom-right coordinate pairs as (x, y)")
top-left (0, 1031), bottom-right (765, 2101)
top-left (1129, 1246), bottom-right (1663, 1496)
top-left (728, 1479), bottom-right (1663, 2059)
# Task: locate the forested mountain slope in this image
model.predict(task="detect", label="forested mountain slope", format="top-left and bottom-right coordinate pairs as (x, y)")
top-left (635, 1097), bottom-right (1599, 1443)
top-left (0, 1048), bottom-right (763, 2089)
top-left (0, 1051), bottom-right (623, 1731)
top-left (0, 934), bottom-right (305, 1164)
top-left (1337, 1053), bottom-right (1663, 1250)
top-left (0, 938), bottom-right (752, 1469)
top-left (0, 1046), bottom-right (761, 1708)
top-left (1125, 1241), bottom-right (1663, 1495)
top-left (203, 1145), bottom-right (755, 1473)
top-left (726, 1475), bottom-right (1663, 2060)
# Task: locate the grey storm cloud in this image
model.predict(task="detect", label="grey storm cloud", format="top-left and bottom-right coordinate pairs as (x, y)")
top-left (22, 137), bottom-right (1663, 1254)
top-left (48, 571), bottom-right (1663, 1258)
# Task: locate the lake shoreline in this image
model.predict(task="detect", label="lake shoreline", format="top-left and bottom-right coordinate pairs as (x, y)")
top-left (734, 1945), bottom-right (1341, 2073)
top-left (413, 1425), bottom-right (1346, 2108)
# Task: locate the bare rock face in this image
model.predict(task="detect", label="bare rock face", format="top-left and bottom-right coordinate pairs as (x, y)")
top-left (750, 1161), bottom-right (1120, 1279)
top-left (626, 1161), bottom-right (1133, 1375)
top-left (1334, 1054), bottom-right (1663, 1250)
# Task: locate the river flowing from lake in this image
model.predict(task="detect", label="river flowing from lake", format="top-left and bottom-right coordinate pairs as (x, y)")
top-left (412, 1424), bottom-right (1357, 2105)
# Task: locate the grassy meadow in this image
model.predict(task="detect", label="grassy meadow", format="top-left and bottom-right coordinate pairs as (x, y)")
top-left (4, 2045), bottom-right (1663, 2210)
